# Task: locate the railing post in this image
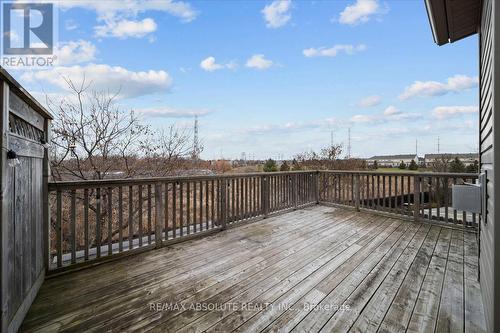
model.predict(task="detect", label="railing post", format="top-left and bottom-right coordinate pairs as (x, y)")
top-left (154, 183), bottom-right (163, 248)
top-left (262, 175), bottom-right (269, 217)
top-left (220, 178), bottom-right (227, 230)
top-left (43, 122), bottom-right (51, 271)
top-left (315, 171), bottom-right (320, 204)
top-left (355, 174), bottom-right (360, 212)
top-left (292, 174), bottom-right (298, 210)
top-left (414, 175), bottom-right (420, 222)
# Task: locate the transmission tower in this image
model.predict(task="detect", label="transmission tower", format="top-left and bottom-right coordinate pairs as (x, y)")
top-left (192, 115), bottom-right (200, 160)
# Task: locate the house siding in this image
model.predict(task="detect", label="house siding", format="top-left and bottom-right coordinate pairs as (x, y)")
top-left (479, 0), bottom-right (499, 332)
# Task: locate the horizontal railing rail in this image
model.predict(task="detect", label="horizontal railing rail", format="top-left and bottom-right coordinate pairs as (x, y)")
top-left (47, 171), bottom-right (318, 270)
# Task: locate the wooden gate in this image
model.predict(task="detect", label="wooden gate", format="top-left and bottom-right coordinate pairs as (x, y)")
top-left (0, 70), bottom-right (52, 333)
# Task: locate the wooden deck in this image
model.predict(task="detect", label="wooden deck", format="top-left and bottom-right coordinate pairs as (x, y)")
top-left (21, 206), bottom-right (486, 333)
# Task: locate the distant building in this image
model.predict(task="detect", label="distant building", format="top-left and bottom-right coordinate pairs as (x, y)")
top-left (366, 154), bottom-right (418, 167)
top-left (424, 153), bottom-right (478, 166)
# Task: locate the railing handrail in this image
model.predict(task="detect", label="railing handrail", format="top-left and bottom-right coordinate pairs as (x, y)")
top-left (47, 170), bottom-right (317, 190)
top-left (319, 170), bottom-right (478, 177)
top-left (48, 170), bottom-right (478, 190)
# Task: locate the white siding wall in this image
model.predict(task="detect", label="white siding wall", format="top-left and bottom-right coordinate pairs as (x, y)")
top-left (479, 0), bottom-right (499, 332)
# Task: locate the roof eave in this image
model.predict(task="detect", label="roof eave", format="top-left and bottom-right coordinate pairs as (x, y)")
top-left (425, 0), bottom-right (450, 46)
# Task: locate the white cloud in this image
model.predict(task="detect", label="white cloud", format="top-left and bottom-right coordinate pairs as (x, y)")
top-left (60, 0), bottom-right (197, 40)
top-left (399, 74), bottom-right (479, 100)
top-left (200, 57), bottom-right (237, 72)
top-left (59, 0), bottom-right (198, 23)
top-left (135, 107), bottom-right (212, 118)
top-left (303, 44), bottom-right (366, 58)
top-left (383, 105), bottom-right (401, 116)
top-left (262, 0), bottom-right (292, 28)
top-left (351, 106), bottom-right (419, 124)
top-left (200, 57), bottom-right (223, 71)
top-left (432, 106), bottom-right (478, 119)
top-left (350, 114), bottom-right (375, 123)
top-left (245, 54), bottom-right (274, 70)
top-left (21, 64), bottom-right (172, 99)
top-left (357, 95), bottom-right (381, 107)
top-left (95, 18), bottom-right (157, 39)
top-left (236, 117), bottom-right (341, 136)
top-left (56, 40), bottom-right (97, 65)
top-left (339, 0), bottom-right (382, 25)
top-left (65, 19), bottom-right (78, 31)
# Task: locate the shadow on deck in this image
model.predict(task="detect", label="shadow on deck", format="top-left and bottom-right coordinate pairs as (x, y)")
top-left (21, 206), bottom-right (486, 333)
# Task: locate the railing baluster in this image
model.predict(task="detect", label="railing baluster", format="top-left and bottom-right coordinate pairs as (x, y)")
top-left (128, 186), bottom-right (133, 249)
top-left (148, 185), bottom-right (152, 244)
top-left (232, 178), bottom-right (236, 221)
top-left (245, 177), bottom-right (249, 217)
top-left (444, 177), bottom-right (449, 222)
top-left (71, 189), bottom-right (76, 264)
top-left (453, 178), bottom-right (458, 223)
top-left (205, 180), bottom-right (209, 230)
top-left (187, 182), bottom-right (191, 235)
top-left (193, 181), bottom-right (197, 232)
top-left (376, 175), bottom-right (380, 210)
top-left (428, 177), bottom-right (432, 221)
top-left (107, 187), bottom-right (112, 255)
top-left (84, 188), bottom-right (90, 259)
top-left (138, 185), bottom-right (143, 246)
top-left (56, 190), bottom-right (62, 267)
top-left (118, 187), bottom-right (123, 252)
top-left (180, 181), bottom-right (184, 236)
top-left (167, 182), bottom-right (170, 240)
top-left (414, 175), bottom-right (420, 222)
top-left (172, 182), bottom-right (177, 238)
top-left (154, 183), bottom-right (163, 248)
top-left (96, 187), bottom-right (101, 258)
top-left (199, 181), bottom-right (203, 230)
top-left (211, 180), bottom-right (215, 228)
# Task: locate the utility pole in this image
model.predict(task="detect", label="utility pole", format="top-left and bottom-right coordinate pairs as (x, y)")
top-left (330, 130), bottom-right (334, 147)
top-left (437, 136), bottom-right (440, 154)
top-left (415, 139), bottom-right (418, 156)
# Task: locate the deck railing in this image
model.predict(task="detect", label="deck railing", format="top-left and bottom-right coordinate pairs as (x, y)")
top-left (47, 170), bottom-right (478, 271)
top-left (47, 171), bottom-right (318, 270)
top-left (318, 171), bottom-right (478, 225)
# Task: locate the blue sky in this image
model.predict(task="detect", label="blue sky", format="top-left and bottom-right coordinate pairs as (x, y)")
top-left (11, 0), bottom-right (479, 159)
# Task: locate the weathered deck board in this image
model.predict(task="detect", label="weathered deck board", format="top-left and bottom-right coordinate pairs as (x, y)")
top-left (20, 206), bottom-right (486, 333)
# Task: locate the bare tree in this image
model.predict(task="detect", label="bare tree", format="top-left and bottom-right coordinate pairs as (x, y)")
top-left (139, 125), bottom-right (194, 177)
top-left (46, 77), bottom-right (202, 249)
top-left (430, 154), bottom-right (453, 173)
top-left (48, 77), bottom-right (147, 181)
top-left (47, 78), bottom-right (199, 180)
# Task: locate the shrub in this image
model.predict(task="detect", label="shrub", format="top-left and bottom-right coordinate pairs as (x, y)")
top-left (280, 161), bottom-right (290, 172)
top-left (263, 159), bottom-right (278, 172)
top-left (408, 160), bottom-right (418, 170)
